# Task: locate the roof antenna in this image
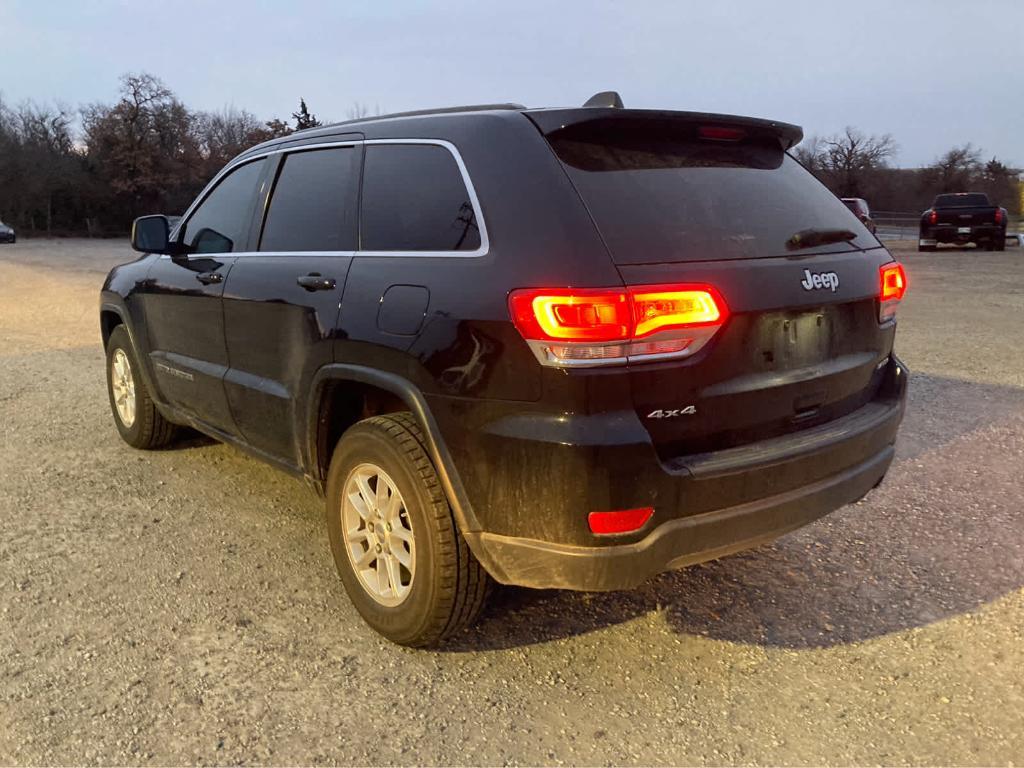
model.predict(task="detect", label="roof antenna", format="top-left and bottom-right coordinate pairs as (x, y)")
top-left (583, 91), bottom-right (624, 108)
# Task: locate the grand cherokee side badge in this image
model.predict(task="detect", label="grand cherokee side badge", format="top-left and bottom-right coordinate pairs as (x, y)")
top-left (647, 406), bottom-right (697, 418)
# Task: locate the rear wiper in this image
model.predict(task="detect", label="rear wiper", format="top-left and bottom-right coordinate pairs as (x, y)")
top-left (785, 228), bottom-right (857, 251)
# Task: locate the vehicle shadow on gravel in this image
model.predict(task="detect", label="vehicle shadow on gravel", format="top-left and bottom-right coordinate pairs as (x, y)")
top-left (445, 373), bottom-right (1024, 652)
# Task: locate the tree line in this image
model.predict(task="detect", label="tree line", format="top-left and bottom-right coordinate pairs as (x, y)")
top-left (0, 73), bottom-right (332, 237)
top-left (794, 127), bottom-right (1020, 216)
top-left (0, 73), bottom-right (1019, 237)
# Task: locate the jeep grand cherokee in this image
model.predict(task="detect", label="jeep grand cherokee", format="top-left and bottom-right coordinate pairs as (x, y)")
top-left (100, 93), bottom-right (908, 646)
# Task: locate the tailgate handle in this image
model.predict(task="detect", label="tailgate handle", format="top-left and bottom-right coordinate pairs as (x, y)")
top-left (793, 391), bottom-right (826, 420)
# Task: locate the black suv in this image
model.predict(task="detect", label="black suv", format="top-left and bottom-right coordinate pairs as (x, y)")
top-left (101, 95), bottom-right (908, 646)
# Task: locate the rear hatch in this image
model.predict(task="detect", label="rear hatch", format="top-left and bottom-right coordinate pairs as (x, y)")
top-left (528, 109), bottom-right (897, 459)
top-left (933, 194), bottom-right (996, 227)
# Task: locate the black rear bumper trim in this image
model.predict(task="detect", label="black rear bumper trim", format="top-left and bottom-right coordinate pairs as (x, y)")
top-left (672, 395), bottom-right (902, 479)
top-left (466, 445), bottom-right (894, 591)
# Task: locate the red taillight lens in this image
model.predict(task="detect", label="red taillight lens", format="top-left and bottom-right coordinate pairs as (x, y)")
top-left (631, 287), bottom-right (724, 337)
top-left (508, 288), bottom-right (631, 342)
top-left (588, 507), bottom-right (653, 535)
top-left (879, 262), bottom-right (907, 322)
top-left (995, 209), bottom-right (1004, 224)
top-left (509, 284), bottom-right (729, 367)
top-left (928, 209), bottom-right (937, 225)
top-left (698, 126), bottom-right (746, 142)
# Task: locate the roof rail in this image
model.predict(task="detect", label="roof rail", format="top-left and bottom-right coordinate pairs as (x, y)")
top-left (322, 103), bottom-right (526, 129)
top-left (583, 91), bottom-right (624, 108)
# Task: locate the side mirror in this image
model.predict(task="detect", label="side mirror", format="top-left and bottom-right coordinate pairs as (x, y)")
top-left (131, 215), bottom-right (171, 254)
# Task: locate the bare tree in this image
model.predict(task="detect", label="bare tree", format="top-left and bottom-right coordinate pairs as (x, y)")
top-left (816, 127), bottom-right (896, 197)
top-left (0, 98), bottom-right (81, 235)
top-left (792, 135), bottom-right (824, 173)
top-left (264, 118), bottom-right (293, 138)
top-left (346, 102), bottom-right (383, 120)
top-left (928, 144), bottom-right (983, 193)
top-left (195, 107), bottom-right (276, 168)
top-left (81, 73), bottom-right (201, 219)
top-left (976, 156), bottom-right (1018, 207)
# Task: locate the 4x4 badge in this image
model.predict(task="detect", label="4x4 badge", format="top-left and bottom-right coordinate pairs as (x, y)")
top-left (801, 269), bottom-right (840, 292)
top-left (647, 406), bottom-right (697, 419)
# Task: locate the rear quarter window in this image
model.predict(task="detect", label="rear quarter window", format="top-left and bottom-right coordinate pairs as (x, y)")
top-left (545, 119), bottom-right (876, 264)
top-left (360, 144), bottom-right (481, 252)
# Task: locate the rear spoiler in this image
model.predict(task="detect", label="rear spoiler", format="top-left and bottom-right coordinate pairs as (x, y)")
top-left (523, 107), bottom-right (804, 151)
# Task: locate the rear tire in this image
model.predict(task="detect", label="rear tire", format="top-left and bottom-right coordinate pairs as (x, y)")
top-left (918, 244), bottom-right (936, 252)
top-left (105, 325), bottom-right (177, 449)
top-left (995, 236), bottom-right (1006, 252)
top-left (326, 412), bottom-right (491, 647)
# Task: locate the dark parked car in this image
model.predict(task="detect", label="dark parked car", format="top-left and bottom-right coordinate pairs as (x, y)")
top-left (841, 197), bottom-right (877, 234)
top-left (919, 192), bottom-right (1007, 251)
top-left (0, 220), bottom-right (15, 244)
top-left (100, 94), bottom-right (908, 646)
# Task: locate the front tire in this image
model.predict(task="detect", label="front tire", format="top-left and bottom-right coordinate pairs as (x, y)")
top-left (326, 412), bottom-right (490, 647)
top-left (105, 325), bottom-right (177, 449)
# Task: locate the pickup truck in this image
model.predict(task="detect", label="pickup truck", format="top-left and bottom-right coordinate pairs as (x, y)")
top-left (919, 192), bottom-right (1007, 251)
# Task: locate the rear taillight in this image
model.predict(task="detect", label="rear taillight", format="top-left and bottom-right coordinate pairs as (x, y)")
top-left (928, 209), bottom-right (938, 225)
top-left (509, 283), bottom-right (729, 367)
top-left (879, 262), bottom-right (907, 322)
top-left (995, 209), bottom-right (1004, 224)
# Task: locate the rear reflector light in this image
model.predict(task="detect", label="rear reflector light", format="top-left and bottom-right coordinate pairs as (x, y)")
top-left (928, 209), bottom-right (938, 225)
top-left (995, 209), bottom-right (1004, 224)
top-left (509, 284), bottom-right (729, 367)
top-left (588, 507), bottom-right (654, 535)
top-left (879, 262), bottom-right (907, 322)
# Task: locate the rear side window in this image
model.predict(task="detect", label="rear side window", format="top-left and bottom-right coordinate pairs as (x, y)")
top-left (843, 199), bottom-right (868, 217)
top-left (544, 118), bottom-right (876, 264)
top-left (360, 144), bottom-right (481, 252)
top-left (181, 159), bottom-right (265, 254)
top-left (260, 147), bottom-right (359, 252)
top-left (934, 193), bottom-right (989, 208)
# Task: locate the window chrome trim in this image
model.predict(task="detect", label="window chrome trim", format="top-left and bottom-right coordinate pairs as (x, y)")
top-left (172, 155), bottom-right (276, 243)
top-left (356, 139), bottom-right (489, 258)
top-left (173, 138), bottom-right (488, 260)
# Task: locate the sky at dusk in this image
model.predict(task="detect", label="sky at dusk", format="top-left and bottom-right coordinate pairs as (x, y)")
top-left (1, 0), bottom-right (1021, 167)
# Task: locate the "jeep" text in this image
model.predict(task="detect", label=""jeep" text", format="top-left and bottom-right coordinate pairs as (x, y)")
top-left (800, 269), bottom-right (840, 292)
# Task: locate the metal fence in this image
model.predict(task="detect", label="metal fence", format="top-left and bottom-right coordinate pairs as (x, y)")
top-left (872, 211), bottom-right (921, 241)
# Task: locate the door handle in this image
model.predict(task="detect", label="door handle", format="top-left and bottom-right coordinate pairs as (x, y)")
top-left (297, 273), bottom-right (337, 291)
top-left (195, 271), bottom-right (223, 285)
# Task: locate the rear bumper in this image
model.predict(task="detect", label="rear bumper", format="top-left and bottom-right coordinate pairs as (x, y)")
top-left (920, 224), bottom-right (1003, 244)
top-left (466, 444), bottom-right (893, 590)
top-left (453, 356), bottom-right (908, 591)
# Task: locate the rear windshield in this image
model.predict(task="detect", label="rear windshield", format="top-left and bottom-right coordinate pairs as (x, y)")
top-left (934, 193), bottom-right (989, 208)
top-left (544, 118), bottom-right (876, 264)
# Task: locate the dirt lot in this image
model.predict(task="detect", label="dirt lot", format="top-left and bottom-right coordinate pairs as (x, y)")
top-left (1, 238), bottom-right (1023, 765)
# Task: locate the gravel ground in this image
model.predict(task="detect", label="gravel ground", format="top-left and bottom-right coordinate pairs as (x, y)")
top-left (1, 238), bottom-right (1023, 766)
